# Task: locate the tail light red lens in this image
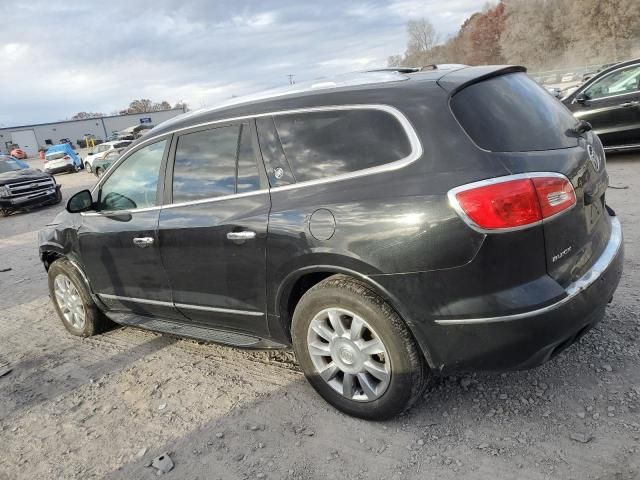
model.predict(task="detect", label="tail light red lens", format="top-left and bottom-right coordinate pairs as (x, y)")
top-left (449, 174), bottom-right (576, 232)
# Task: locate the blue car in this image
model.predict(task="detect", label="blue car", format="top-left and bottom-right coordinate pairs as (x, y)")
top-left (43, 143), bottom-right (82, 174)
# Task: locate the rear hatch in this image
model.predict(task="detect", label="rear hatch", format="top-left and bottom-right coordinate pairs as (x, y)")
top-left (443, 68), bottom-right (611, 287)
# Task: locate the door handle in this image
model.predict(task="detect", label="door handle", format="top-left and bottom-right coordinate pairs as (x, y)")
top-left (133, 236), bottom-right (154, 248)
top-left (226, 231), bottom-right (256, 241)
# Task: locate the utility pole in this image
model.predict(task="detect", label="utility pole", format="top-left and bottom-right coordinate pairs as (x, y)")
top-left (287, 74), bottom-right (295, 85)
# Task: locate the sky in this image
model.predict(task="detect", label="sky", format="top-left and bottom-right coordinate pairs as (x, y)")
top-left (0, 0), bottom-right (481, 127)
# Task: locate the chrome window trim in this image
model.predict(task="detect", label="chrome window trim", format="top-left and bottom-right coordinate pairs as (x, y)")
top-left (435, 216), bottom-right (622, 325)
top-left (447, 172), bottom-right (576, 234)
top-left (98, 293), bottom-right (264, 316)
top-left (84, 104), bottom-right (422, 215)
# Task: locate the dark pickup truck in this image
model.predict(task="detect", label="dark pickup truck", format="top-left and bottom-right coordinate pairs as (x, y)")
top-left (0, 155), bottom-right (61, 217)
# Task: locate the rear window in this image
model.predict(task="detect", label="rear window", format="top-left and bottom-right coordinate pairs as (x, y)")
top-left (273, 109), bottom-right (412, 182)
top-left (46, 152), bottom-right (66, 160)
top-left (450, 73), bottom-right (579, 152)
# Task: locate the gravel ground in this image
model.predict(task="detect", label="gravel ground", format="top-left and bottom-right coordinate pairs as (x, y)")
top-left (0, 154), bottom-right (639, 480)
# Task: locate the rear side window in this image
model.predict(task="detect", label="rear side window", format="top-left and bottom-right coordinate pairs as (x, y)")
top-left (273, 109), bottom-right (412, 182)
top-left (450, 73), bottom-right (579, 152)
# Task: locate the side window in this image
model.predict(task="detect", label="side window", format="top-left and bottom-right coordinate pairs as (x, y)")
top-left (172, 125), bottom-right (240, 203)
top-left (99, 139), bottom-right (166, 211)
top-left (273, 109), bottom-right (412, 183)
top-left (256, 117), bottom-right (295, 186)
top-left (236, 124), bottom-right (260, 193)
top-left (585, 65), bottom-right (640, 99)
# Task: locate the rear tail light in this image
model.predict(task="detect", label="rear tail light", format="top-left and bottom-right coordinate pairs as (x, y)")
top-left (448, 173), bottom-right (576, 232)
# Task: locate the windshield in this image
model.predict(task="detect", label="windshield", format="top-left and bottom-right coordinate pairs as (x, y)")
top-left (0, 158), bottom-right (28, 174)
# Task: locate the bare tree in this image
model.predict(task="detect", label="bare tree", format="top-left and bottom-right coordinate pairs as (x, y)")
top-left (407, 19), bottom-right (439, 54)
top-left (174, 101), bottom-right (189, 112)
top-left (71, 112), bottom-right (104, 120)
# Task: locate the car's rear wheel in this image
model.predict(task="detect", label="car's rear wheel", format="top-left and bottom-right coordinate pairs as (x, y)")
top-left (291, 275), bottom-right (428, 420)
top-left (0, 208), bottom-right (11, 217)
top-left (84, 162), bottom-right (92, 173)
top-left (48, 258), bottom-right (111, 337)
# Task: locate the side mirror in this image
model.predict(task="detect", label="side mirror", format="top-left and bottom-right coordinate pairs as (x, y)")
top-left (575, 92), bottom-right (589, 104)
top-left (67, 189), bottom-right (94, 213)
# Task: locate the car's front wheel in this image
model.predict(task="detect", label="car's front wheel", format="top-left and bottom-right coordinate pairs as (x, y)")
top-left (292, 275), bottom-right (428, 420)
top-left (48, 258), bottom-right (111, 337)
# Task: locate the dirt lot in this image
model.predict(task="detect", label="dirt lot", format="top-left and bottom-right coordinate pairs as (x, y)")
top-left (1, 154), bottom-right (639, 480)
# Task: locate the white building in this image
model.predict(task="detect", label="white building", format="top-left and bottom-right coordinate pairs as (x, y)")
top-left (0, 108), bottom-right (185, 156)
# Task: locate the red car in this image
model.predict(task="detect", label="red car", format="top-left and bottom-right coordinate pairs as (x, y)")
top-left (10, 148), bottom-right (27, 159)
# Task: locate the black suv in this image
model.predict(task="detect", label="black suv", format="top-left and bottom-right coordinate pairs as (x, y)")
top-left (39, 66), bottom-right (624, 419)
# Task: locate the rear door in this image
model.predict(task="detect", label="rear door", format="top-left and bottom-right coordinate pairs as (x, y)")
top-left (567, 63), bottom-right (640, 148)
top-left (447, 71), bottom-right (611, 287)
top-left (158, 121), bottom-right (271, 335)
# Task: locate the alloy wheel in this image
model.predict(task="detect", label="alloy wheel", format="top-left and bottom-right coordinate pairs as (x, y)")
top-left (307, 308), bottom-right (391, 402)
top-left (53, 274), bottom-right (86, 329)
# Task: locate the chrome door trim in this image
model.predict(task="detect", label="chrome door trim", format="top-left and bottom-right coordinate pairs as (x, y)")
top-left (435, 216), bottom-right (622, 325)
top-left (174, 303), bottom-right (264, 317)
top-left (98, 294), bottom-right (174, 307)
top-left (97, 293), bottom-right (265, 317)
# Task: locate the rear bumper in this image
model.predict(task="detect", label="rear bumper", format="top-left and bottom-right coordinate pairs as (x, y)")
top-left (429, 216), bottom-right (623, 372)
top-left (0, 185), bottom-right (61, 211)
top-left (44, 161), bottom-right (76, 174)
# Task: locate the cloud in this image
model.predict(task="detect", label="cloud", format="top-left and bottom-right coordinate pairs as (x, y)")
top-left (0, 0), bottom-right (480, 126)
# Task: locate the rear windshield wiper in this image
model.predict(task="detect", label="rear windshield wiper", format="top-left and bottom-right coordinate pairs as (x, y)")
top-left (567, 120), bottom-right (593, 137)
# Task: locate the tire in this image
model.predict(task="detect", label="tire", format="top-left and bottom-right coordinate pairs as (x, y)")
top-left (48, 258), bottom-right (111, 337)
top-left (84, 162), bottom-right (92, 173)
top-left (95, 167), bottom-right (104, 178)
top-left (53, 189), bottom-right (62, 205)
top-left (291, 274), bottom-right (428, 420)
top-left (0, 208), bottom-right (11, 217)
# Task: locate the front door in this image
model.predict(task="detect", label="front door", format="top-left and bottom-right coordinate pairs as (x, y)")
top-left (78, 137), bottom-right (180, 319)
top-left (569, 63), bottom-right (640, 148)
top-left (158, 121), bottom-right (270, 335)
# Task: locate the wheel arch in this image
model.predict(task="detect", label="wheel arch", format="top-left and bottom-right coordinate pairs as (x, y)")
top-left (274, 265), bottom-right (435, 368)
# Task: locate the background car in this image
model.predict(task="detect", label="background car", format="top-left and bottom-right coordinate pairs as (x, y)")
top-left (43, 143), bottom-right (82, 174)
top-left (563, 57), bottom-right (640, 151)
top-left (84, 140), bottom-right (132, 172)
top-left (10, 148), bottom-right (27, 159)
top-left (0, 154), bottom-right (61, 216)
top-left (92, 148), bottom-right (123, 177)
